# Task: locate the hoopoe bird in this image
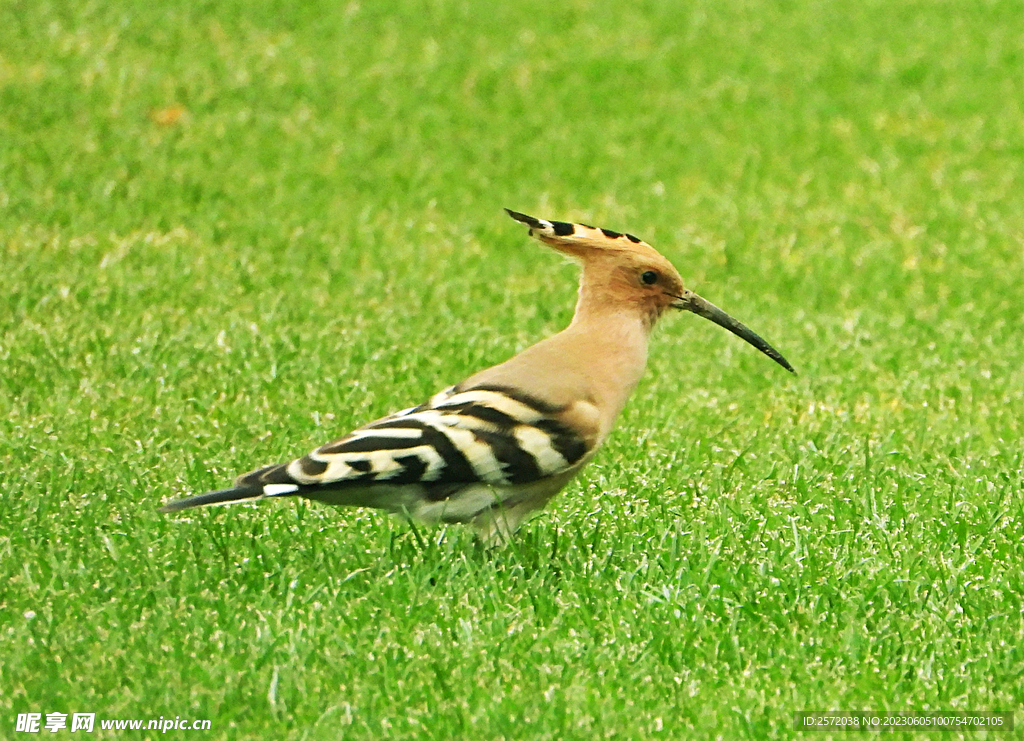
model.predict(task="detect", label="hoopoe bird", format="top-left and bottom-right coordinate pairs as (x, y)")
top-left (160, 209), bottom-right (794, 544)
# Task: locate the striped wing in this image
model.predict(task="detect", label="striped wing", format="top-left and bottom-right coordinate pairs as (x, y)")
top-left (236, 384), bottom-right (589, 498)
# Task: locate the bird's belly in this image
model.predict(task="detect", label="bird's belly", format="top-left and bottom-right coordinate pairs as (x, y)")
top-left (301, 474), bottom-right (571, 528)
top-left (411, 484), bottom-right (506, 524)
top-left (300, 482), bottom-right (509, 524)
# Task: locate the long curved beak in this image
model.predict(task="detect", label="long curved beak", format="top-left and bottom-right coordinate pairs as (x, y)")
top-left (673, 291), bottom-right (795, 373)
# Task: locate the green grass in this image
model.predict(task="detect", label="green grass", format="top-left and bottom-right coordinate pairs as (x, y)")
top-left (3, 0), bottom-right (1024, 738)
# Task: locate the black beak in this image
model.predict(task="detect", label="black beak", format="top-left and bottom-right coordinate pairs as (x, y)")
top-left (672, 290), bottom-right (795, 373)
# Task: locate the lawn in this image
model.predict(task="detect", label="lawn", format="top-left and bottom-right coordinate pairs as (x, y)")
top-left (2, 0), bottom-right (1023, 738)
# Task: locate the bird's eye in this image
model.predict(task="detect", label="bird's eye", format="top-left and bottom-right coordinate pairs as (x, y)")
top-left (640, 270), bottom-right (658, 285)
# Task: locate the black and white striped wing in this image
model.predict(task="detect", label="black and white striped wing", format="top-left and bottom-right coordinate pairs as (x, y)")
top-left (235, 385), bottom-right (590, 501)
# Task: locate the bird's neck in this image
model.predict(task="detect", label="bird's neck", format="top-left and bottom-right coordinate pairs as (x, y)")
top-left (560, 293), bottom-right (654, 429)
top-left (571, 281), bottom-right (664, 333)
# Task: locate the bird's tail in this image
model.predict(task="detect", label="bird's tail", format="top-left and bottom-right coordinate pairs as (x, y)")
top-left (158, 486), bottom-right (265, 512)
top-left (159, 464), bottom-right (301, 513)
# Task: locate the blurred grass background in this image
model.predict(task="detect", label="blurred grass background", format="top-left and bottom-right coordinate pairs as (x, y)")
top-left (2, 0), bottom-right (1023, 738)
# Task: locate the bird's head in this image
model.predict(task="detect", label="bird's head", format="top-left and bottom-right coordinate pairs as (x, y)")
top-left (506, 208), bottom-right (795, 373)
